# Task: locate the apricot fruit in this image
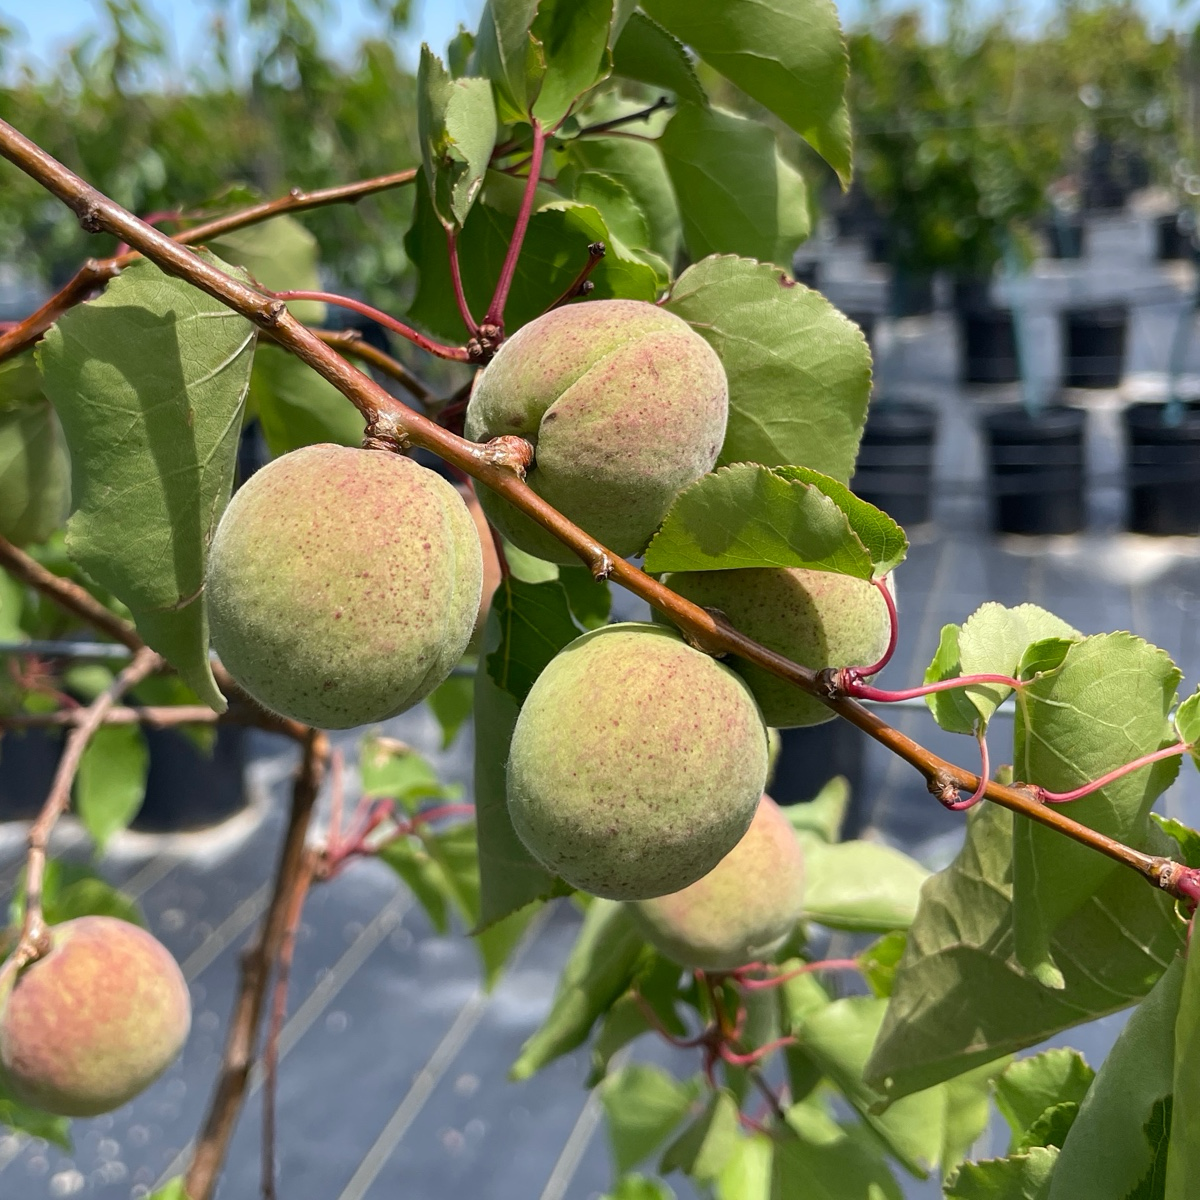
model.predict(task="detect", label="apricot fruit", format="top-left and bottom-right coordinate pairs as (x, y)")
top-left (630, 794), bottom-right (805, 970)
top-left (506, 623), bottom-right (769, 900)
top-left (206, 444), bottom-right (483, 729)
top-left (0, 916), bottom-right (190, 1117)
top-left (464, 299), bottom-right (728, 563)
top-left (662, 568), bottom-right (893, 727)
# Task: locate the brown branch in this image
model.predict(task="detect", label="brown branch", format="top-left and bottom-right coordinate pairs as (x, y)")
top-left (0, 168), bottom-right (418, 363)
top-left (0, 703), bottom-right (287, 730)
top-left (0, 533), bottom-right (308, 743)
top-left (0, 646), bottom-right (162, 995)
top-left (311, 330), bottom-right (437, 409)
top-left (185, 728), bottom-right (328, 1200)
top-left (0, 117), bottom-right (1191, 906)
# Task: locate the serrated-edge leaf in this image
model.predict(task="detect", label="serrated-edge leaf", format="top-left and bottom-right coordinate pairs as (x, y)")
top-left (600, 1063), bottom-right (702, 1175)
top-left (611, 11), bottom-right (706, 106)
top-left (1175, 688), bottom-right (1200, 769)
top-left (486, 576), bottom-right (581, 702)
top-left (75, 723), bottom-right (149, 850)
top-left (658, 1088), bottom-right (739, 1182)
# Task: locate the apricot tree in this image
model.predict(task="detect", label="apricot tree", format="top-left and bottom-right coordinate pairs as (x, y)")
top-left (0, 2), bottom-right (1199, 1199)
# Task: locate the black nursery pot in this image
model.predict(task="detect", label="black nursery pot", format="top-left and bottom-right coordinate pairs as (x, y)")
top-left (1062, 305), bottom-right (1128, 389)
top-left (0, 727), bottom-right (65, 821)
top-left (771, 722), bottom-right (868, 835)
top-left (851, 402), bottom-right (937, 528)
top-left (890, 269), bottom-right (935, 318)
top-left (1045, 217), bottom-right (1086, 260)
top-left (958, 307), bottom-right (1019, 385)
top-left (1124, 403), bottom-right (1200, 535)
top-left (984, 406), bottom-right (1086, 535)
top-left (1156, 212), bottom-right (1195, 262)
top-left (131, 725), bottom-right (249, 833)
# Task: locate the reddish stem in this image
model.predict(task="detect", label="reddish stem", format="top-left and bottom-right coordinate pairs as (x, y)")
top-left (446, 227), bottom-right (478, 336)
top-left (1037, 742), bottom-right (1191, 804)
top-left (411, 803), bottom-right (476, 827)
top-left (851, 576), bottom-right (899, 679)
top-left (631, 990), bottom-right (706, 1049)
top-left (545, 242), bottom-right (605, 313)
top-left (272, 291), bottom-right (471, 362)
top-left (844, 672), bottom-right (1023, 704)
top-left (489, 522), bottom-right (511, 581)
top-left (484, 119), bottom-right (545, 332)
top-left (942, 729), bottom-right (990, 811)
top-left (719, 1036), bottom-right (796, 1067)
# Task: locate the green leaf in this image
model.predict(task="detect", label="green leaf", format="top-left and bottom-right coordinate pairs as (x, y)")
top-left (558, 564), bottom-right (611, 630)
top-left (943, 1060), bottom-right (1012, 1175)
top-left (147, 1181), bottom-right (192, 1200)
top-left (1047, 956), bottom-right (1184, 1200)
top-left (716, 1132), bottom-right (772, 1200)
top-left (571, 171), bottom-right (652, 257)
top-left (530, 0), bottom-right (613, 126)
top-left (9, 859), bottom-right (144, 931)
top-left (602, 1176), bottom-right (676, 1200)
top-left (640, 0), bottom-right (851, 181)
top-left (944, 1147), bottom-right (1058, 1199)
top-left (1128, 1097), bottom-right (1172, 1200)
top-left (426, 670), bottom-right (475, 749)
top-left (0, 1075), bottom-right (71, 1150)
top-left (474, 608), bottom-right (569, 926)
top-left (486, 576), bottom-right (582, 702)
top-left (771, 1103), bottom-right (903, 1199)
top-left (795, 995), bottom-right (945, 1177)
top-left (783, 775), bottom-right (849, 843)
top-left (925, 604), bottom-right (1081, 735)
top-left (612, 12), bottom-right (705, 105)
top-left (664, 256), bottom-right (871, 481)
top-left (642, 464), bottom-right (903, 580)
top-left (376, 836), bottom-right (451, 934)
top-left (800, 837), bottom-right (929, 932)
top-left (359, 736), bottom-right (452, 812)
top-left (1175, 688), bottom-right (1200, 769)
top-left (1016, 1103), bottom-right (1078, 1152)
top-left (1167, 940), bottom-right (1200, 1198)
top-left (566, 98), bottom-right (682, 263)
top-left (865, 804), bottom-right (1186, 1102)
top-left (659, 1087), bottom-right (739, 1182)
top-left (249, 343), bottom-right (365, 457)
top-left (405, 173), bottom-right (660, 343)
top-left (1012, 633), bottom-right (1182, 986)
top-left (473, 0), bottom-right (544, 123)
top-left (995, 1050), bottom-right (1094, 1150)
top-left (417, 47), bottom-right (498, 228)
top-left (38, 256), bottom-right (256, 710)
top-left (659, 104), bottom-right (809, 266)
top-left (75, 724), bottom-right (149, 851)
top-left (1152, 813), bottom-right (1200, 867)
top-left (510, 898), bottom-right (647, 1078)
top-left (588, 955), bottom-right (685, 1085)
top-left (0, 357), bottom-right (71, 547)
top-left (600, 1063), bottom-right (702, 1174)
top-left (858, 930), bottom-right (908, 998)
top-left (212, 216), bottom-right (326, 324)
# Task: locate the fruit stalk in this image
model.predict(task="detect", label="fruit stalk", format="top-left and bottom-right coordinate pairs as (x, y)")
top-left (0, 115), bottom-right (1188, 903)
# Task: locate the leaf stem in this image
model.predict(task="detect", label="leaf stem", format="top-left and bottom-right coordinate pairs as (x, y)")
top-left (847, 575), bottom-right (899, 679)
top-left (734, 958), bottom-right (862, 991)
top-left (272, 291), bottom-right (471, 362)
top-left (3, 117), bottom-right (1188, 905)
top-left (941, 729), bottom-right (990, 811)
top-left (574, 96), bottom-right (673, 138)
top-left (483, 118), bottom-right (546, 333)
top-left (446, 226), bottom-right (479, 336)
top-left (545, 241), bottom-right (606, 312)
top-left (311, 329), bottom-right (436, 410)
top-left (843, 672), bottom-right (1023, 704)
top-left (1036, 741), bottom-right (1192, 805)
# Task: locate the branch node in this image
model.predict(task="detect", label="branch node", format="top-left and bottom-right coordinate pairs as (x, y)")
top-left (78, 204), bottom-right (104, 233)
top-left (479, 435), bottom-right (534, 477)
top-left (590, 552), bottom-right (614, 582)
top-left (928, 773), bottom-right (960, 807)
top-left (815, 666), bottom-right (844, 701)
top-left (363, 413), bottom-right (410, 452)
top-left (264, 299), bottom-right (287, 326)
top-left (467, 322), bottom-right (504, 363)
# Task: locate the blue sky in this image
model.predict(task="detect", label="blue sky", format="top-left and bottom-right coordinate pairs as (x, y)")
top-left (1, 0), bottom-right (1194, 76)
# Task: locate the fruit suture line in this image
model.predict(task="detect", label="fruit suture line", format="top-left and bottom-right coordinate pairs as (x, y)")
top-left (1, 113), bottom-right (1198, 905)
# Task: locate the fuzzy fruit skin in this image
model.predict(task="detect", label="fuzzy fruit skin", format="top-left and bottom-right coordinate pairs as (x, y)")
top-left (0, 917), bottom-right (191, 1117)
top-left (507, 623), bottom-right (769, 900)
top-left (206, 444), bottom-right (483, 729)
top-left (464, 299), bottom-right (728, 564)
top-left (629, 795), bottom-right (805, 971)
top-left (661, 568), bottom-right (893, 728)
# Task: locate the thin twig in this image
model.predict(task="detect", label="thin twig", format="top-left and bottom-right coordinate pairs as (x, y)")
top-left (546, 242), bottom-right (606, 312)
top-left (0, 705), bottom-right (219, 729)
top-left (185, 729), bottom-right (328, 1200)
top-left (484, 118), bottom-right (546, 332)
top-left (261, 846), bottom-right (319, 1200)
top-left (0, 646), bottom-right (161, 996)
top-left (446, 226), bottom-right (479, 336)
top-left (312, 329), bottom-right (437, 409)
top-left (1, 116), bottom-right (1193, 905)
top-left (1037, 741), bottom-right (1192, 805)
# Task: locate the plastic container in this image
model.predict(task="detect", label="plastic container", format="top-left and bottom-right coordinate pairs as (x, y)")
top-left (984, 406), bottom-right (1087, 534)
top-left (852, 403), bottom-right (937, 528)
top-left (959, 308), bottom-right (1019, 385)
top-left (1062, 305), bottom-right (1128, 389)
top-left (1124, 402), bottom-right (1200, 535)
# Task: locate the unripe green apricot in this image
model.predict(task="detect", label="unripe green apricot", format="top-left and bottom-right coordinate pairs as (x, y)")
top-left (0, 916), bottom-right (190, 1117)
top-left (507, 623), bottom-right (769, 900)
top-left (206, 444), bottom-right (483, 729)
top-left (465, 299), bottom-right (728, 564)
top-left (630, 795), bottom-right (805, 971)
top-left (661, 568), bottom-right (893, 727)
